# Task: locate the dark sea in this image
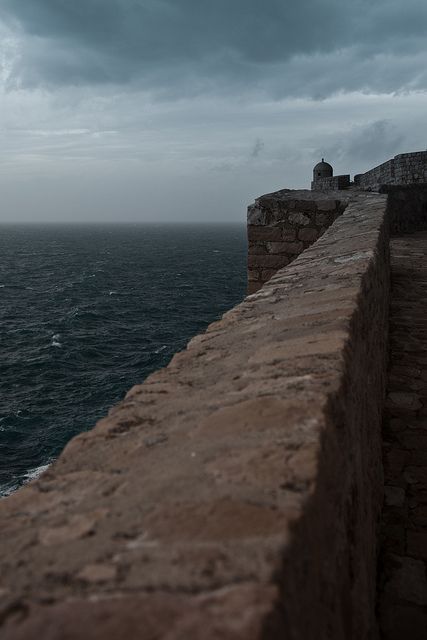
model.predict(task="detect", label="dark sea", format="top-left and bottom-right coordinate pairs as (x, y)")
top-left (0, 224), bottom-right (247, 497)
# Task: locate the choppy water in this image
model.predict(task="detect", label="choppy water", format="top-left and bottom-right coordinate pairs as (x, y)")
top-left (0, 224), bottom-right (247, 496)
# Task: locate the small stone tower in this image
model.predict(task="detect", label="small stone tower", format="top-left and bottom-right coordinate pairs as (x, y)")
top-left (313, 159), bottom-right (333, 182)
top-left (311, 159), bottom-right (350, 191)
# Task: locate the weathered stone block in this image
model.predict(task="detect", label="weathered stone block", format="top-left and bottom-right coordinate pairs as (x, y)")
top-left (247, 269), bottom-right (261, 282)
top-left (248, 241), bottom-right (268, 255)
top-left (298, 228), bottom-right (319, 242)
top-left (384, 486), bottom-right (406, 507)
top-left (248, 226), bottom-right (283, 242)
top-left (282, 229), bottom-right (297, 241)
top-left (247, 256), bottom-right (265, 268)
top-left (248, 255), bottom-right (290, 270)
top-left (288, 212), bottom-right (311, 226)
top-left (260, 268), bottom-right (278, 282)
top-left (316, 213), bottom-right (332, 226)
top-left (316, 199), bottom-right (338, 211)
top-left (266, 241), bottom-right (304, 255)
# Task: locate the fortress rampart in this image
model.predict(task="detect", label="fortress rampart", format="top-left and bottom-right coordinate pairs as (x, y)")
top-left (1, 161), bottom-right (427, 639)
top-left (247, 190), bottom-right (347, 294)
top-left (355, 151), bottom-right (427, 191)
top-left (311, 150), bottom-right (427, 193)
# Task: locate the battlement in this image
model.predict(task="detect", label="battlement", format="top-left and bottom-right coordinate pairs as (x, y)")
top-left (312, 150), bottom-right (427, 192)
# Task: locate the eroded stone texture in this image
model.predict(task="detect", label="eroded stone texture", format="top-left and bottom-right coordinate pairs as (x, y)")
top-left (356, 151), bottom-right (427, 191)
top-left (383, 184), bottom-right (427, 235)
top-left (378, 232), bottom-right (427, 639)
top-left (0, 193), bottom-right (389, 639)
top-left (247, 189), bottom-right (349, 294)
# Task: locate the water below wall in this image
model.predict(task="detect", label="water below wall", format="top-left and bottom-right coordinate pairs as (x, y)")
top-left (0, 223), bottom-right (247, 496)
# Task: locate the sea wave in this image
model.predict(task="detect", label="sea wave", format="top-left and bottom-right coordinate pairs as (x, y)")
top-left (0, 224), bottom-right (247, 495)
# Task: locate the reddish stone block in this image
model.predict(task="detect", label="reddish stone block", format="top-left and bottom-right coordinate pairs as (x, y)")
top-left (266, 241), bottom-right (304, 255)
top-left (260, 269), bottom-right (278, 282)
top-left (248, 241), bottom-right (268, 255)
top-left (247, 226), bottom-right (283, 242)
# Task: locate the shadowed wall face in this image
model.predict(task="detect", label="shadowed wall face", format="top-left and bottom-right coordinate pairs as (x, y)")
top-left (247, 190), bottom-right (347, 293)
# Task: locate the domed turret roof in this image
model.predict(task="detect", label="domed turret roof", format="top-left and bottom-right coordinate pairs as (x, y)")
top-left (314, 158), bottom-right (333, 172)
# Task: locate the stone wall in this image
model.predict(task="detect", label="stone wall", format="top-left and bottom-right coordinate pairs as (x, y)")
top-left (311, 174), bottom-right (351, 191)
top-left (357, 152), bottom-right (427, 191)
top-left (382, 184), bottom-right (427, 235)
top-left (355, 159), bottom-right (395, 190)
top-left (247, 189), bottom-right (348, 293)
top-left (0, 192), bottom-right (390, 640)
top-left (394, 152), bottom-right (427, 184)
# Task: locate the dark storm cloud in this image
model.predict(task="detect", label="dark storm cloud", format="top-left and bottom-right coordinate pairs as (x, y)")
top-left (2, 0), bottom-right (427, 96)
top-left (318, 120), bottom-right (405, 169)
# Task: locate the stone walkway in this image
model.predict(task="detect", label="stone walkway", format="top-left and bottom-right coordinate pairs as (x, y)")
top-left (379, 231), bottom-right (427, 638)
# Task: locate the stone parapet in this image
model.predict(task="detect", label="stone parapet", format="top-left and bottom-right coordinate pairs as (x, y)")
top-left (247, 189), bottom-right (349, 294)
top-left (311, 174), bottom-right (351, 191)
top-left (0, 192), bottom-right (389, 640)
top-left (357, 151), bottom-right (427, 191)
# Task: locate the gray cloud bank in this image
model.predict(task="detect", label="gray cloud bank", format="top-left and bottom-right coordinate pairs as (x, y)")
top-left (2, 0), bottom-right (427, 97)
top-left (0, 1), bottom-right (426, 223)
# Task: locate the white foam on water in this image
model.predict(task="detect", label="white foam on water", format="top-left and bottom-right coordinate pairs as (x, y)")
top-left (24, 463), bottom-right (51, 484)
top-left (51, 333), bottom-right (62, 348)
top-left (0, 463), bottom-right (52, 499)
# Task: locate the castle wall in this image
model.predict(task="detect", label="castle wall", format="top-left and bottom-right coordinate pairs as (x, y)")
top-left (247, 189), bottom-right (347, 293)
top-left (311, 174), bottom-right (351, 191)
top-left (0, 191), bottom-right (391, 640)
top-left (355, 159), bottom-right (395, 190)
top-left (357, 152), bottom-right (427, 191)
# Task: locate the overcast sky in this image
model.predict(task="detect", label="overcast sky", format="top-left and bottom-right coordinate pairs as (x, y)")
top-left (0, 0), bottom-right (426, 222)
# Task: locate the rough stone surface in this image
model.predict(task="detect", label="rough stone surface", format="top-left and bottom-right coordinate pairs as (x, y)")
top-left (356, 151), bottom-right (427, 191)
top-left (378, 232), bottom-right (427, 639)
top-left (383, 184), bottom-right (427, 235)
top-left (311, 174), bottom-right (351, 191)
top-left (247, 189), bottom-right (349, 293)
top-left (0, 193), bottom-right (389, 639)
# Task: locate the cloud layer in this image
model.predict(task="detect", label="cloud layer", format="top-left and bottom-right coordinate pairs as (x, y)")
top-left (1, 0), bottom-right (427, 97)
top-left (0, 1), bottom-right (426, 222)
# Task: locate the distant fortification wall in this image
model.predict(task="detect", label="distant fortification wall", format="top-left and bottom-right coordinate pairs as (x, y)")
top-left (356, 151), bottom-right (427, 191)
